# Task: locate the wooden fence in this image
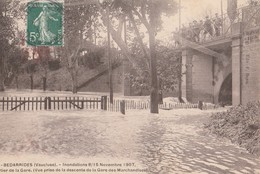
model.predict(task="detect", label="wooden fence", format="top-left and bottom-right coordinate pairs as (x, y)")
top-left (0, 96), bottom-right (106, 111)
top-left (0, 96), bottom-right (217, 112)
top-left (106, 99), bottom-right (150, 112)
top-left (106, 98), bottom-right (217, 113)
top-left (159, 102), bottom-right (217, 110)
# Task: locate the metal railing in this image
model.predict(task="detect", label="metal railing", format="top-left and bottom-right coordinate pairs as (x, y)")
top-left (173, 7), bottom-right (244, 46)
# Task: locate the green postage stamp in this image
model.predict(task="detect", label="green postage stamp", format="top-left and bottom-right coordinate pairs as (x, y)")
top-left (27, 1), bottom-right (63, 46)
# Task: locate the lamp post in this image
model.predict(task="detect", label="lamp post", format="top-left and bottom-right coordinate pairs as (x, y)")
top-left (107, 6), bottom-right (113, 104)
top-left (178, 0), bottom-right (182, 102)
top-left (221, 0), bottom-right (224, 34)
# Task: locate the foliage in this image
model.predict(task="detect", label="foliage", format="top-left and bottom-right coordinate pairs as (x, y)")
top-left (111, 0), bottom-right (177, 31)
top-left (25, 60), bottom-right (37, 74)
top-left (80, 47), bottom-right (105, 69)
top-left (99, 0), bottom-right (178, 112)
top-left (64, 2), bottom-right (100, 44)
top-left (0, 0), bottom-right (26, 90)
top-left (4, 46), bottom-right (28, 85)
top-left (35, 47), bottom-right (51, 79)
top-left (62, 3), bottom-right (102, 93)
top-left (48, 60), bottom-right (60, 71)
top-left (126, 43), bottom-right (181, 94)
top-left (157, 45), bottom-right (181, 92)
top-left (206, 101), bottom-right (260, 156)
top-left (98, 0), bottom-right (178, 71)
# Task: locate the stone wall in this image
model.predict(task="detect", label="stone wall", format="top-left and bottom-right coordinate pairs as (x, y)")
top-left (241, 28), bottom-right (260, 104)
top-left (181, 48), bottom-right (232, 104)
top-left (191, 51), bottom-right (214, 103)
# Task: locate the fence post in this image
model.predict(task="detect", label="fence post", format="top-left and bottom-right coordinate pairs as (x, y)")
top-left (101, 96), bottom-right (107, 110)
top-left (48, 97), bottom-right (52, 110)
top-left (101, 97), bottom-right (104, 110)
top-left (44, 97), bottom-right (48, 110)
top-left (198, 101), bottom-right (203, 110)
top-left (81, 100), bottom-right (84, 109)
top-left (120, 100), bottom-right (125, 115)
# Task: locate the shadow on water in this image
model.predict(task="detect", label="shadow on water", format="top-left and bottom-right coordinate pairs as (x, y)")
top-left (137, 116), bottom-right (260, 174)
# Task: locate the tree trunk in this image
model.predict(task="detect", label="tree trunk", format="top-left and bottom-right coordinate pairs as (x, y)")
top-left (107, 7), bottom-right (113, 104)
top-left (30, 74), bottom-right (34, 90)
top-left (15, 75), bottom-right (19, 89)
top-left (158, 78), bottom-right (163, 104)
top-left (70, 68), bottom-right (78, 94)
top-left (72, 75), bottom-right (78, 94)
top-left (0, 57), bottom-right (5, 91)
top-left (43, 68), bottom-right (47, 91)
top-left (43, 77), bottom-right (47, 91)
top-left (0, 73), bottom-right (4, 91)
top-left (149, 5), bottom-right (159, 114)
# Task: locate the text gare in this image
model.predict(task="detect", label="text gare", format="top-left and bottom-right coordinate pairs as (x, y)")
top-left (17, 168), bottom-right (32, 172)
top-left (18, 168), bottom-right (57, 172)
top-left (96, 168), bottom-right (117, 172)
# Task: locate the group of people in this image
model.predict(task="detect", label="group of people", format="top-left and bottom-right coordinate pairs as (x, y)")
top-left (174, 13), bottom-right (223, 46)
top-left (249, 0), bottom-right (258, 6)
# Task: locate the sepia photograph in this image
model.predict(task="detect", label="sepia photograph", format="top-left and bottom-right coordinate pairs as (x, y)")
top-left (0, 0), bottom-right (259, 173)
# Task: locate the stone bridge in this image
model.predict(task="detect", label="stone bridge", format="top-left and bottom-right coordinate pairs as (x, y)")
top-left (179, 5), bottom-right (260, 105)
top-left (79, 4), bottom-right (260, 106)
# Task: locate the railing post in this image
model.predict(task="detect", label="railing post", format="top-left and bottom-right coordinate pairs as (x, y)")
top-left (101, 96), bottom-right (107, 110)
top-left (120, 100), bottom-right (125, 115)
top-left (101, 97), bottom-right (103, 110)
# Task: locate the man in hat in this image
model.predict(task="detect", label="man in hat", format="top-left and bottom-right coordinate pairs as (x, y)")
top-left (173, 28), bottom-right (180, 47)
top-left (193, 20), bottom-right (200, 42)
top-left (187, 22), bottom-right (194, 41)
top-left (203, 15), bottom-right (213, 38)
top-left (198, 20), bottom-right (205, 41)
top-left (181, 24), bottom-right (187, 39)
top-left (214, 13), bottom-right (222, 36)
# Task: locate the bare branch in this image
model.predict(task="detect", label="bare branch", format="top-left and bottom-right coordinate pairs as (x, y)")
top-left (131, 6), bottom-right (151, 31)
top-left (97, 3), bottom-right (149, 74)
top-left (116, 15), bottom-right (124, 35)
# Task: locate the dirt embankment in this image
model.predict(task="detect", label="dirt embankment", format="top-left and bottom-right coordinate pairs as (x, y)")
top-left (205, 101), bottom-right (260, 156)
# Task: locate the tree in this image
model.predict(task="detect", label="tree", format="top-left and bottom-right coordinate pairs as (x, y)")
top-left (6, 47), bottom-right (28, 89)
top-left (36, 46), bottom-right (51, 91)
top-left (0, 0), bottom-right (24, 91)
top-left (62, 3), bottom-right (100, 93)
top-left (97, 0), bottom-right (178, 113)
top-left (126, 43), bottom-right (181, 99)
top-left (157, 45), bottom-right (182, 97)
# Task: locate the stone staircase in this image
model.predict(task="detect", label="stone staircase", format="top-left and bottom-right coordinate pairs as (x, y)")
top-left (77, 61), bottom-right (122, 91)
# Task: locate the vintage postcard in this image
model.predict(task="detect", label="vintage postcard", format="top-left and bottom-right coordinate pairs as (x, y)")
top-left (0, 0), bottom-right (259, 174)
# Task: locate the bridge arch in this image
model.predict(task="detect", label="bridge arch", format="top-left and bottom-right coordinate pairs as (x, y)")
top-left (218, 73), bottom-right (232, 106)
top-left (213, 56), bottom-right (232, 105)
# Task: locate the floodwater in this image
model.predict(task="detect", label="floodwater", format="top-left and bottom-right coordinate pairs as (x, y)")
top-left (0, 107), bottom-right (259, 174)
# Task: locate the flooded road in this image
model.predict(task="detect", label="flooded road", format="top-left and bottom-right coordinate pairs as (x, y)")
top-left (0, 109), bottom-right (259, 174)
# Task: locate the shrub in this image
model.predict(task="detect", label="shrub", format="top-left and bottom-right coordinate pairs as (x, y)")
top-left (48, 60), bottom-right (60, 71)
top-left (206, 101), bottom-right (260, 156)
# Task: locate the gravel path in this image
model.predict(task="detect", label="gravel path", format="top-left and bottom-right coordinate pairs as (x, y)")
top-left (0, 109), bottom-right (259, 174)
